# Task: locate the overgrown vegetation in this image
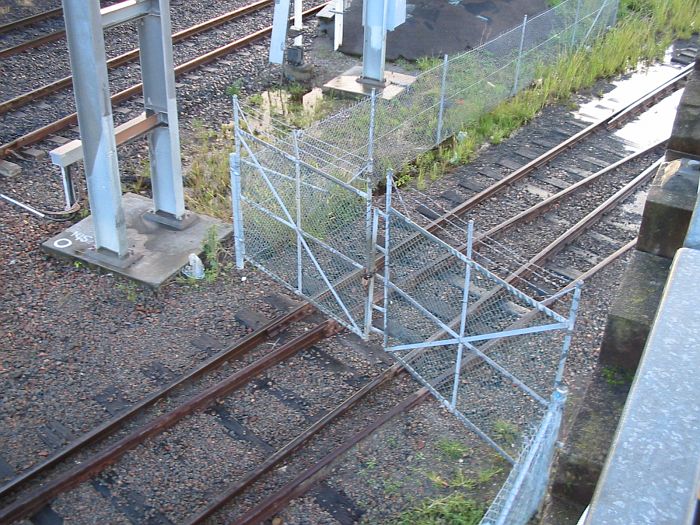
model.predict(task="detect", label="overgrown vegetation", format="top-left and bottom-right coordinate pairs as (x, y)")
top-left (601, 365), bottom-right (635, 386)
top-left (394, 493), bottom-right (484, 525)
top-left (400, 0), bottom-right (700, 186)
top-left (437, 438), bottom-right (470, 460)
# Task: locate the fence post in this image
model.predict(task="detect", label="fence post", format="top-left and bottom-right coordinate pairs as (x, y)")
top-left (367, 88), bottom-right (377, 178)
top-left (230, 152), bottom-right (245, 270)
top-left (436, 54), bottom-right (449, 145)
top-left (382, 169), bottom-right (393, 349)
top-left (231, 95), bottom-right (245, 269)
top-left (571, 0), bottom-right (582, 48)
top-left (512, 14), bottom-right (528, 96)
top-left (582, 0), bottom-right (610, 44)
top-left (232, 95), bottom-right (241, 158)
top-left (363, 190), bottom-right (377, 339)
top-left (450, 220), bottom-right (474, 409)
top-left (292, 130), bottom-right (303, 294)
top-left (554, 281), bottom-right (582, 385)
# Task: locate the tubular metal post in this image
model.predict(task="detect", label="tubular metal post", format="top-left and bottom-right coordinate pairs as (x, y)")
top-left (609, 0), bottom-right (621, 26)
top-left (436, 54), bottom-right (449, 146)
top-left (363, 178), bottom-right (375, 339)
top-left (582, 0), bottom-right (609, 44)
top-left (232, 95), bottom-right (241, 159)
top-left (367, 88), bottom-right (377, 178)
top-left (512, 14), bottom-right (527, 96)
top-left (554, 281), bottom-right (582, 385)
top-left (292, 0), bottom-right (303, 30)
top-left (139, 0), bottom-right (185, 220)
top-left (361, 0), bottom-right (390, 83)
top-left (60, 166), bottom-right (76, 209)
top-left (293, 130), bottom-right (303, 293)
top-left (230, 152), bottom-right (245, 270)
top-left (382, 169), bottom-right (394, 349)
top-left (62, 0), bottom-right (127, 257)
top-left (571, 0), bottom-right (582, 47)
top-left (450, 220), bottom-right (474, 409)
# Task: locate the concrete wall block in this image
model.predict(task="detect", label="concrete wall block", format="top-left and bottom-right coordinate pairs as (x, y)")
top-left (598, 250), bottom-right (671, 370)
top-left (637, 159), bottom-right (700, 258)
top-left (669, 69), bottom-right (700, 157)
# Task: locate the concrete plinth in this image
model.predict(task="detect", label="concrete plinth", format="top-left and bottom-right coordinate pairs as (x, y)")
top-left (668, 66), bottom-right (700, 159)
top-left (546, 363), bottom-right (629, 516)
top-left (598, 251), bottom-right (671, 370)
top-left (637, 159), bottom-right (700, 259)
top-left (42, 193), bottom-right (231, 288)
top-left (323, 66), bottom-right (416, 100)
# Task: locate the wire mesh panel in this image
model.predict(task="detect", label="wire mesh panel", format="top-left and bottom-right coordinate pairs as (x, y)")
top-left (480, 388), bottom-right (566, 525)
top-left (233, 109), bottom-right (374, 338)
top-left (381, 207), bottom-right (578, 461)
top-left (292, 0), bottom-right (617, 182)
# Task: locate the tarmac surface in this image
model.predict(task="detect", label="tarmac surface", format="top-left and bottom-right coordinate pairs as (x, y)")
top-left (339, 0), bottom-right (550, 60)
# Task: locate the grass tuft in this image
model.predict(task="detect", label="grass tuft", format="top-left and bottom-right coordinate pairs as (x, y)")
top-left (401, 0), bottom-right (700, 185)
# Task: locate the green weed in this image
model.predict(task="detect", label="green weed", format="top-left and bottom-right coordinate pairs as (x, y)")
top-left (493, 420), bottom-right (520, 446)
top-left (437, 438), bottom-right (470, 460)
top-left (602, 366), bottom-right (635, 386)
top-left (416, 56), bottom-right (443, 72)
top-left (393, 493), bottom-right (484, 525)
top-left (202, 225), bottom-right (222, 283)
top-left (116, 280), bottom-right (139, 302)
top-left (225, 80), bottom-right (243, 97)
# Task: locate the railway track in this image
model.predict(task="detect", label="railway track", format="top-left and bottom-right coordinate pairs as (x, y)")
top-left (0, 7), bottom-right (63, 35)
top-left (0, 1), bottom-right (328, 159)
top-left (0, 68), bottom-right (677, 522)
top-left (0, 0), bottom-right (275, 112)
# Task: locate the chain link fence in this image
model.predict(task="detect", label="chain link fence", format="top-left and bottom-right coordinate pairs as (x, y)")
top-left (230, 0), bottom-right (616, 521)
top-left (232, 102), bottom-right (375, 337)
top-left (298, 0), bottom-right (619, 180)
top-left (480, 387), bottom-right (567, 525)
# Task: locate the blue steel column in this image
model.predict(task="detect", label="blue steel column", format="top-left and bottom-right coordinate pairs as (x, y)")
top-left (138, 0), bottom-right (186, 220)
top-left (62, 0), bottom-right (127, 257)
top-left (361, 0), bottom-right (389, 83)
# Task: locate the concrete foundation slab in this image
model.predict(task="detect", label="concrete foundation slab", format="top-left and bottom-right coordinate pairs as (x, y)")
top-left (323, 66), bottom-right (416, 100)
top-left (42, 193), bottom-right (231, 288)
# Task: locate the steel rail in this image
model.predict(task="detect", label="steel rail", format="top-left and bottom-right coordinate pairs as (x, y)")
top-left (0, 8), bottom-right (62, 35)
top-left (235, 387), bottom-right (429, 525)
top-left (0, 3), bottom-right (328, 159)
top-left (0, 303), bottom-right (314, 500)
top-left (0, 319), bottom-right (342, 524)
top-left (390, 141), bottom-right (664, 297)
top-left (233, 237), bottom-right (640, 525)
top-left (0, 30), bottom-right (65, 59)
top-left (421, 158), bottom-right (663, 351)
top-left (420, 65), bottom-right (692, 238)
top-left (186, 363), bottom-right (404, 523)
top-left (0, 0), bottom-right (273, 112)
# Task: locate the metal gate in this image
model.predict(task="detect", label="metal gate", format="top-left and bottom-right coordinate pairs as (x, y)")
top-left (230, 99), bottom-right (375, 338)
top-left (376, 174), bottom-right (581, 462)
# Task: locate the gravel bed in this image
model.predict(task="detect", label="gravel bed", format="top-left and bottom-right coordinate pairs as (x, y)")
top-left (0, 1), bottom-right (63, 26)
top-left (0, 8), bottom-right (675, 524)
top-left (0, 0), bottom-right (282, 144)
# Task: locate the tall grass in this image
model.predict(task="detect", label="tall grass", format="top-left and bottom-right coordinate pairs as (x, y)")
top-left (404, 0), bottom-right (700, 184)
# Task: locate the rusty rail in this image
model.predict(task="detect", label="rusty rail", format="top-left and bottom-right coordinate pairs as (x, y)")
top-left (0, 0), bottom-right (274, 113)
top-left (0, 3), bottom-right (327, 159)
